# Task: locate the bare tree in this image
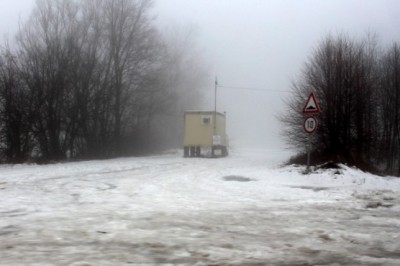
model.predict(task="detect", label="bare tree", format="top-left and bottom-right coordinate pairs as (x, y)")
top-left (99, 0), bottom-right (158, 155)
top-left (281, 34), bottom-right (380, 169)
top-left (0, 48), bottom-right (33, 162)
top-left (146, 25), bottom-right (209, 150)
top-left (379, 43), bottom-right (400, 175)
top-left (16, 0), bottom-right (81, 160)
top-left (0, 0), bottom-right (208, 162)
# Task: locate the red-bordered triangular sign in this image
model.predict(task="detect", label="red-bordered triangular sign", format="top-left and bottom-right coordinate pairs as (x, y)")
top-left (303, 92), bottom-right (320, 113)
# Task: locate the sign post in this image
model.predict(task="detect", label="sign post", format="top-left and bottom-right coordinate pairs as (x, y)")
top-left (303, 93), bottom-right (320, 172)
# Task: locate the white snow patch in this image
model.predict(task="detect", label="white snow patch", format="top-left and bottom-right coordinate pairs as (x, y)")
top-left (0, 149), bottom-right (399, 265)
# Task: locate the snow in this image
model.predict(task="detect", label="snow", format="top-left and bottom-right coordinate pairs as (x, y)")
top-left (0, 149), bottom-right (400, 265)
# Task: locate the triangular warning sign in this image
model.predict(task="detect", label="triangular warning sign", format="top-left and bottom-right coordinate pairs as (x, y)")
top-left (303, 92), bottom-right (320, 113)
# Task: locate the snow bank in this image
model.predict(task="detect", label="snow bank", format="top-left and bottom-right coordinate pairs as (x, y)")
top-left (0, 149), bottom-right (399, 265)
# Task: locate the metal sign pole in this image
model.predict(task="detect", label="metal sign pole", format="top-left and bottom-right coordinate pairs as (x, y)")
top-left (306, 137), bottom-right (311, 172)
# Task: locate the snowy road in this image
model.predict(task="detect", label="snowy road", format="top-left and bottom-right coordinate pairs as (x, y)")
top-left (0, 149), bottom-right (400, 265)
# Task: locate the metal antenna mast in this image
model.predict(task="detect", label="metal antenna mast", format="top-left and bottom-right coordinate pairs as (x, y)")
top-left (212, 77), bottom-right (218, 157)
top-left (214, 76), bottom-right (218, 135)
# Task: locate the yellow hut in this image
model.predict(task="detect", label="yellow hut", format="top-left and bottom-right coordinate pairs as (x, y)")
top-left (183, 111), bottom-right (228, 157)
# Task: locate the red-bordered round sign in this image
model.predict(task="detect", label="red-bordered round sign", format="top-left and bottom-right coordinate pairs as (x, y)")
top-left (304, 117), bottom-right (318, 133)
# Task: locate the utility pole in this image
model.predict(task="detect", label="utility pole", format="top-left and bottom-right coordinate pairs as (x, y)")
top-left (212, 77), bottom-right (218, 157)
top-left (214, 76), bottom-right (218, 135)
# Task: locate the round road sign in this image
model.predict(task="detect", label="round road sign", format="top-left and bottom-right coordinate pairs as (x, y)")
top-left (304, 117), bottom-right (318, 133)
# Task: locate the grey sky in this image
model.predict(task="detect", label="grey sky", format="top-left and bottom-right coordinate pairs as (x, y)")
top-left (1, 0), bottom-right (399, 149)
top-left (154, 0), bottom-right (400, 149)
top-left (0, 0), bottom-right (33, 39)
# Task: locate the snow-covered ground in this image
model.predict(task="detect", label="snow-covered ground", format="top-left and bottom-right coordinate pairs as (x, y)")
top-left (0, 149), bottom-right (400, 265)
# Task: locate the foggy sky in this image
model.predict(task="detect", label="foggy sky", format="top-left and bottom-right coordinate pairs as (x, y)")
top-left (154, 0), bottom-right (400, 150)
top-left (1, 0), bottom-right (400, 150)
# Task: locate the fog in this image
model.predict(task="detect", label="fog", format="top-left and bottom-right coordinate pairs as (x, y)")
top-left (2, 0), bottom-right (400, 150)
top-left (154, 0), bottom-right (400, 149)
top-left (0, 0), bottom-right (33, 38)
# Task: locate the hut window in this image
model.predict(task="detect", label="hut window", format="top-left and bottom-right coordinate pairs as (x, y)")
top-left (202, 115), bottom-right (212, 125)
